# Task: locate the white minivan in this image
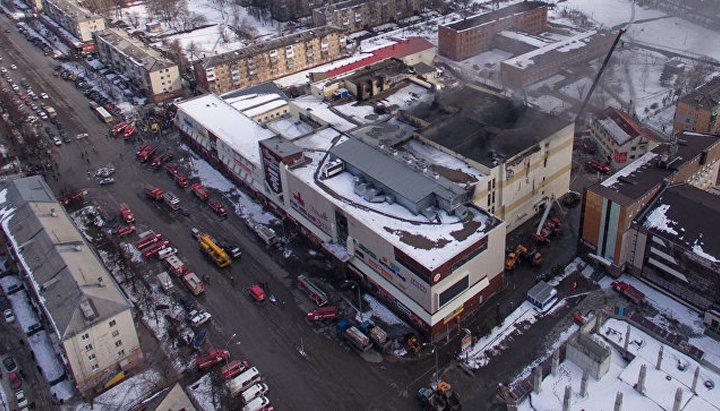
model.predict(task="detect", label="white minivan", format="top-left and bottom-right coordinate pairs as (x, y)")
top-left (242, 396), bottom-right (270, 411)
top-left (241, 383), bottom-right (269, 404)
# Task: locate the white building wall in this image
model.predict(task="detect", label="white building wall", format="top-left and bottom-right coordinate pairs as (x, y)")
top-left (62, 309), bottom-right (140, 392)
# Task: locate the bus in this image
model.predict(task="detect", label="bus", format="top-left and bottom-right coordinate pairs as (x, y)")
top-left (95, 106), bottom-right (113, 124)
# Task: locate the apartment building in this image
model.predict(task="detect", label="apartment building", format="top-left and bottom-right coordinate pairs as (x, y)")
top-left (175, 94), bottom-right (507, 340)
top-left (438, 1), bottom-right (547, 61)
top-left (500, 30), bottom-right (615, 87)
top-left (194, 26), bottom-right (347, 95)
top-left (270, 0), bottom-right (324, 22)
top-left (590, 107), bottom-right (658, 170)
top-left (672, 76), bottom-right (720, 135)
top-left (404, 85), bottom-right (574, 233)
top-left (0, 176), bottom-right (142, 396)
top-left (94, 28), bottom-right (182, 103)
top-left (579, 131), bottom-right (720, 274)
top-left (312, 0), bottom-right (424, 33)
top-left (41, 0), bottom-right (105, 45)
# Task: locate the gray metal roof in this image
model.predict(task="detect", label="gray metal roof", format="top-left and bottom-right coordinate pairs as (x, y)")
top-left (527, 280), bottom-right (555, 303)
top-left (0, 176), bottom-right (132, 341)
top-left (329, 138), bottom-right (467, 209)
top-left (221, 81), bottom-right (289, 101)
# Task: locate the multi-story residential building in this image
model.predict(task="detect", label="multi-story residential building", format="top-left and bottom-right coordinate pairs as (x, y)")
top-left (590, 107), bottom-right (658, 170)
top-left (270, 0), bottom-right (324, 22)
top-left (312, 0), bottom-right (424, 33)
top-left (628, 184), bottom-right (720, 312)
top-left (404, 85), bottom-right (574, 232)
top-left (40, 0), bottom-right (105, 50)
top-left (500, 30), bottom-right (615, 87)
top-left (578, 131), bottom-right (720, 274)
top-left (0, 176), bottom-right (142, 396)
top-left (194, 26), bottom-right (347, 95)
top-left (174, 93), bottom-right (507, 340)
top-left (672, 76), bottom-right (720, 135)
top-left (94, 28), bottom-right (182, 103)
top-left (438, 1), bottom-right (547, 61)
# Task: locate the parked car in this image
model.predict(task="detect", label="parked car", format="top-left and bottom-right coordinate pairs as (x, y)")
top-left (53, 136), bottom-right (62, 146)
top-left (3, 357), bottom-right (17, 372)
top-left (99, 178), bottom-right (115, 185)
top-left (117, 225), bottom-right (135, 236)
top-left (4, 309), bottom-right (14, 323)
top-left (95, 167), bottom-right (115, 177)
top-left (15, 390), bottom-right (27, 408)
top-left (8, 372), bottom-right (21, 389)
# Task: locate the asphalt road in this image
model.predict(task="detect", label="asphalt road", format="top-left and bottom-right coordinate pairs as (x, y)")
top-left (1, 15), bottom-right (420, 410)
top-left (0, 12), bottom-right (609, 410)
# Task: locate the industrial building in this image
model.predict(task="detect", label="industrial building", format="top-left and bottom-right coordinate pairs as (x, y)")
top-left (221, 82), bottom-right (290, 125)
top-left (174, 93), bottom-right (507, 340)
top-left (312, 0), bottom-right (424, 34)
top-left (579, 131), bottom-right (720, 275)
top-left (438, 2), bottom-right (548, 61)
top-left (404, 85), bottom-right (574, 232)
top-left (672, 76), bottom-right (720, 135)
top-left (193, 26), bottom-right (347, 95)
top-left (500, 30), bottom-right (615, 87)
top-left (94, 28), bottom-right (182, 103)
top-left (629, 184), bottom-right (720, 312)
top-left (590, 107), bottom-right (658, 170)
top-left (0, 176), bottom-right (142, 396)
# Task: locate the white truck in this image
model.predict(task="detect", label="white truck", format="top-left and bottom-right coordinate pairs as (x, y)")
top-left (156, 271), bottom-right (174, 294)
top-left (253, 224), bottom-right (277, 247)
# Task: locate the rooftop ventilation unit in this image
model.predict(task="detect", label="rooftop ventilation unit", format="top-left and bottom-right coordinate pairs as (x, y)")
top-left (80, 299), bottom-right (97, 321)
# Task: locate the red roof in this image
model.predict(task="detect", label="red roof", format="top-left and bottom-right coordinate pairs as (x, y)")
top-left (324, 37), bottom-right (435, 78)
top-left (601, 107), bottom-right (656, 142)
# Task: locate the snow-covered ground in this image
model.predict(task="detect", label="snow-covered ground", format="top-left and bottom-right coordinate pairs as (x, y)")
top-left (0, 276), bottom-right (74, 401)
top-left (75, 368), bottom-right (163, 411)
top-left (598, 275), bottom-right (705, 334)
top-left (186, 373), bottom-right (218, 411)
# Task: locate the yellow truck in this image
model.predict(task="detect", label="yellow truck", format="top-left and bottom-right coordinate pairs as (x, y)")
top-left (198, 233), bottom-right (231, 268)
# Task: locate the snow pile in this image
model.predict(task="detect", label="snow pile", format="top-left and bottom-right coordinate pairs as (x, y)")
top-left (643, 204), bottom-right (678, 235)
top-left (357, 294), bottom-right (409, 327)
top-left (692, 237), bottom-right (719, 263)
top-left (187, 374), bottom-right (219, 411)
top-left (548, 257), bottom-right (587, 286)
top-left (75, 369), bottom-right (163, 411)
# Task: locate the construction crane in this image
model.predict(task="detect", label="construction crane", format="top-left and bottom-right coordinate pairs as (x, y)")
top-left (575, 29), bottom-right (626, 123)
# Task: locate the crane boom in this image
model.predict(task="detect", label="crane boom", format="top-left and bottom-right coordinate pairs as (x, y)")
top-left (575, 29), bottom-right (626, 123)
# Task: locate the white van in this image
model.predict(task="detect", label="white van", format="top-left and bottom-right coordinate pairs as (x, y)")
top-left (227, 367), bottom-right (262, 397)
top-left (241, 383), bottom-right (269, 404)
top-left (242, 396), bottom-right (270, 411)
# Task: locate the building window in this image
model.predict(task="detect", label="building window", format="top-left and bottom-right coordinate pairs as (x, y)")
top-left (118, 350), bottom-right (126, 357)
top-left (112, 330), bottom-right (120, 337)
top-left (81, 333), bottom-right (89, 340)
top-left (91, 364), bottom-right (99, 371)
top-left (438, 275), bottom-right (469, 307)
top-left (109, 320), bottom-right (116, 327)
top-left (84, 344), bottom-right (93, 351)
top-left (115, 340), bottom-right (123, 347)
top-left (88, 354), bottom-right (96, 361)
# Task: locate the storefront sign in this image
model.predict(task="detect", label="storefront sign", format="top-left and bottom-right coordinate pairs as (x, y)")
top-left (443, 305), bottom-right (463, 325)
top-left (614, 150), bottom-right (628, 164)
